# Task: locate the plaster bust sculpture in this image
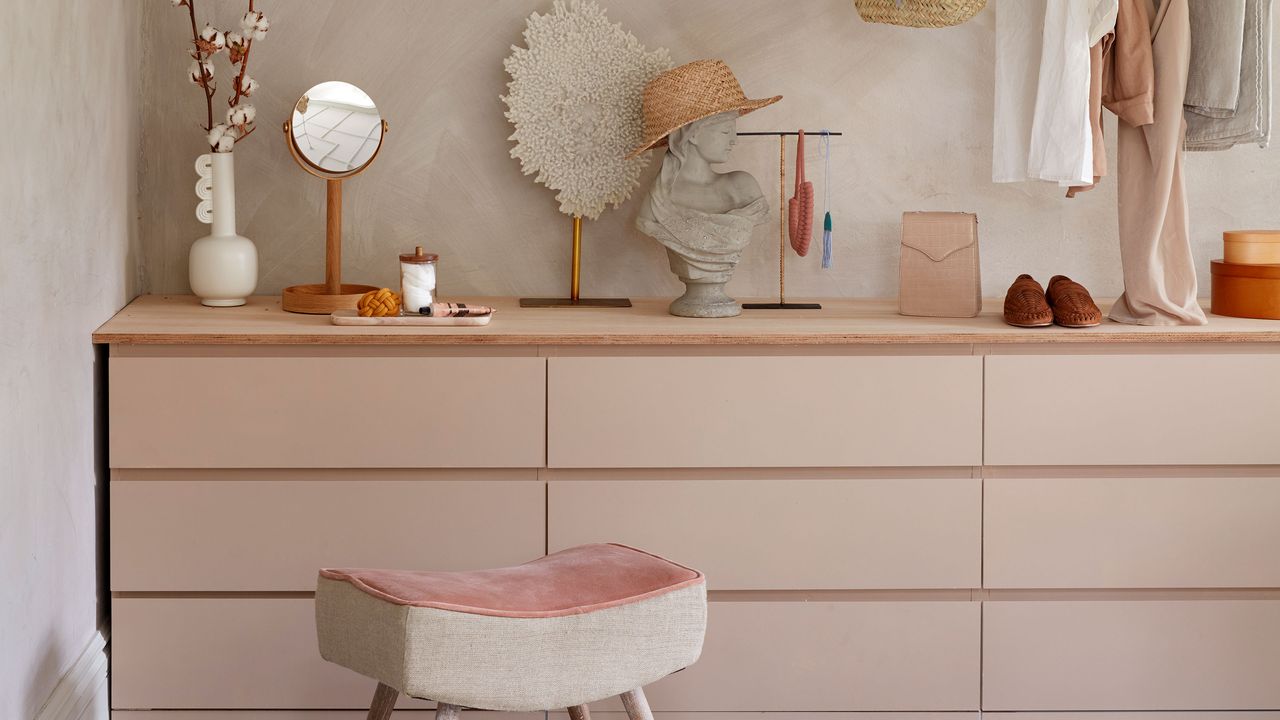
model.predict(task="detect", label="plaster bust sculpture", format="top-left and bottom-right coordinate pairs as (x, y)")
top-left (629, 60), bottom-right (781, 317)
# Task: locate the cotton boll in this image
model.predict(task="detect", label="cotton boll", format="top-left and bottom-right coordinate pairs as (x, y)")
top-left (226, 32), bottom-right (248, 63)
top-left (251, 13), bottom-right (269, 39)
top-left (226, 104), bottom-right (256, 127)
top-left (199, 24), bottom-right (225, 50)
top-left (240, 76), bottom-right (259, 95)
top-left (216, 134), bottom-right (235, 152)
top-left (207, 123), bottom-right (228, 147)
top-left (239, 10), bottom-right (270, 40)
top-left (240, 10), bottom-right (269, 39)
top-left (188, 59), bottom-right (213, 84)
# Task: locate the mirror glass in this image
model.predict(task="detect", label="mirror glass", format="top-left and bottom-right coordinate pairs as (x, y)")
top-left (289, 81), bottom-right (384, 175)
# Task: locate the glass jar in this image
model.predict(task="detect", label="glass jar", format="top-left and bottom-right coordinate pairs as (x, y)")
top-left (399, 246), bottom-right (438, 314)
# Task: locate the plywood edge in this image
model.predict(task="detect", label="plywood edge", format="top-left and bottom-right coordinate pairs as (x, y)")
top-left (92, 295), bottom-right (1280, 346)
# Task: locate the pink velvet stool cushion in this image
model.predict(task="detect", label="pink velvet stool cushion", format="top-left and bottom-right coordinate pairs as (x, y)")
top-left (320, 543), bottom-right (703, 619)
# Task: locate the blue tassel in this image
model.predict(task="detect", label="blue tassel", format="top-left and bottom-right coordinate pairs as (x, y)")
top-left (821, 212), bottom-right (833, 269)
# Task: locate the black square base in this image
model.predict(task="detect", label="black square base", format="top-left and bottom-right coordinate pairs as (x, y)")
top-left (741, 302), bottom-right (823, 310)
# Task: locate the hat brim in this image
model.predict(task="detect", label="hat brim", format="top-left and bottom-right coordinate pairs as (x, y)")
top-left (626, 95), bottom-right (782, 160)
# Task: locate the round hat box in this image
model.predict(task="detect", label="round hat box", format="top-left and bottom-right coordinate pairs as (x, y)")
top-left (1210, 259), bottom-right (1280, 320)
top-left (1224, 230), bottom-right (1280, 265)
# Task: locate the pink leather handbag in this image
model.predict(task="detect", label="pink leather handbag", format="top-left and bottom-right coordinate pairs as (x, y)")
top-left (899, 211), bottom-right (982, 318)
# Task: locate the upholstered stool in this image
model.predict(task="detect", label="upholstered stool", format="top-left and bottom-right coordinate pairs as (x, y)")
top-left (315, 543), bottom-right (707, 720)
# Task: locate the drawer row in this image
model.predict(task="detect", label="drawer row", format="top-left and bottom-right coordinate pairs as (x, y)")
top-left (111, 474), bottom-right (1280, 592)
top-left (102, 707), bottom-right (1280, 712)
top-left (111, 598), bottom-right (1280, 711)
top-left (112, 714), bottom-right (984, 720)
top-left (109, 353), bottom-right (1280, 469)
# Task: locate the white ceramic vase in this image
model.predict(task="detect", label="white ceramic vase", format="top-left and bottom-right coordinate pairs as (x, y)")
top-left (190, 151), bottom-right (258, 307)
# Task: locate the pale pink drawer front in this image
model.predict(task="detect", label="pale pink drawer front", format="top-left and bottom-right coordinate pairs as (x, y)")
top-left (112, 598), bottom-right (434, 710)
top-left (639, 601), bottom-right (979, 711)
top-left (547, 356), bottom-right (982, 468)
top-left (986, 476), bottom-right (1280, 588)
top-left (550, 707), bottom-right (977, 712)
top-left (117, 707), bottom-right (977, 712)
top-left (983, 600), bottom-right (1280, 711)
top-left (112, 599), bottom-right (978, 712)
top-left (985, 354), bottom-right (1280, 466)
top-left (978, 715), bottom-right (1280, 720)
top-left (109, 357), bottom-right (545, 468)
top-left (111, 476), bottom-right (544, 591)
top-left (112, 707), bottom-right (542, 712)
top-left (549, 478), bottom-right (981, 589)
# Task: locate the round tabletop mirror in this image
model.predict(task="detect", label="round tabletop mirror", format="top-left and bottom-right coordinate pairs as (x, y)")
top-left (281, 81), bottom-right (389, 314)
top-left (287, 81), bottom-right (386, 178)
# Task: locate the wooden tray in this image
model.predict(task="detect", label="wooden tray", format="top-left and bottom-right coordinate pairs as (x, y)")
top-left (330, 310), bottom-right (493, 326)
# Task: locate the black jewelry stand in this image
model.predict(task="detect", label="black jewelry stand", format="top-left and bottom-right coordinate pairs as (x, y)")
top-left (737, 131), bottom-right (841, 311)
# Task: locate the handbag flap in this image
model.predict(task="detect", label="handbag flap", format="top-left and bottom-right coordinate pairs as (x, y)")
top-left (901, 212), bottom-right (978, 262)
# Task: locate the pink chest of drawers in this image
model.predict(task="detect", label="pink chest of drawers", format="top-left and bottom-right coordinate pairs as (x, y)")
top-left (97, 296), bottom-right (1280, 720)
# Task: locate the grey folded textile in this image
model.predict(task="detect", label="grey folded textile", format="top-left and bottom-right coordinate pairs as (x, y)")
top-left (1185, 0), bottom-right (1273, 150)
top-left (1185, 0), bottom-right (1245, 113)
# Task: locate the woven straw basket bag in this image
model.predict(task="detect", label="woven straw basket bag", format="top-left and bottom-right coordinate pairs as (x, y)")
top-left (854, 0), bottom-right (986, 28)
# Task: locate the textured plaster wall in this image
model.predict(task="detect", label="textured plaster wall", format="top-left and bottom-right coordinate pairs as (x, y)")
top-left (139, 1), bottom-right (1278, 301)
top-left (0, 2), bottom-right (140, 718)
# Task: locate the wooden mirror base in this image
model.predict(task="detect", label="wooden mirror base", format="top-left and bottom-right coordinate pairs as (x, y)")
top-left (282, 283), bottom-right (380, 315)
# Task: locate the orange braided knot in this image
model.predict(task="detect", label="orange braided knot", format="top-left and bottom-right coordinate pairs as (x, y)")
top-left (357, 288), bottom-right (402, 317)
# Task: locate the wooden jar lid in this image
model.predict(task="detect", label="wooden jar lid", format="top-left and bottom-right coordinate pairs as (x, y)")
top-left (400, 246), bottom-right (439, 264)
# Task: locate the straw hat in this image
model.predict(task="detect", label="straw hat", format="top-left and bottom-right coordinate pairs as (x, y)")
top-left (853, 0), bottom-right (986, 29)
top-left (627, 59), bottom-right (781, 159)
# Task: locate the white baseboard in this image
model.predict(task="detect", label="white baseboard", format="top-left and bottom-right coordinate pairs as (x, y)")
top-left (33, 630), bottom-right (109, 720)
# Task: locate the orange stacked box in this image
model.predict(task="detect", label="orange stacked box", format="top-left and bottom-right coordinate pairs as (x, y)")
top-left (1211, 231), bottom-right (1280, 319)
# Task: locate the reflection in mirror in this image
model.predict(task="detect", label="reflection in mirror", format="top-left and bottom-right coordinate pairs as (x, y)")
top-left (290, 81), bottom-right (383, 174)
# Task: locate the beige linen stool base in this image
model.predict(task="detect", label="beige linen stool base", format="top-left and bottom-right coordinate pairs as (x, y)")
top-left (315, 543), bottom-right (708, 720)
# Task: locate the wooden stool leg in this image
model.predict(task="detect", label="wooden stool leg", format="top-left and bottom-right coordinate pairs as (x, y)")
top-left (367, 682), bottom-right (399, 720)
top-left (619, 688), bottom-right (653, 720)
top-left (568, 704), bottom-right (591, 720)
top-left (435, 702), bottom-right (464, 720)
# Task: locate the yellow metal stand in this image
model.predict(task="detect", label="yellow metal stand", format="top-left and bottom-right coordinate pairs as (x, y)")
top-left (520, 216), bottom-right (632, 308)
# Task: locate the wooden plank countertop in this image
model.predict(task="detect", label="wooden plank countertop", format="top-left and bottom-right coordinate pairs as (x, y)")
top-left (92, 294), bottom-right (1280, 345)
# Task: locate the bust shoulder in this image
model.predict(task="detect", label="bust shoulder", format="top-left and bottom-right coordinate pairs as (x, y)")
top-left (721, 170), bottom-right (764, 205)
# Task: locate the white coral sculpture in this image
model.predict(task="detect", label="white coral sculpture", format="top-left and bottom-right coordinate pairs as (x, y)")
top-left (502, 0), bottom-right (672, 221)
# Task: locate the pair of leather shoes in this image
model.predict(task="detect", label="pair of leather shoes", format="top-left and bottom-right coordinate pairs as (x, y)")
top-left (1003, 274), bottom-right (1102, 328)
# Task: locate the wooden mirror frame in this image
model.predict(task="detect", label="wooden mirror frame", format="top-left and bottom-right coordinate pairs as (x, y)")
top-left (280, 104), bottom-right (390, 315)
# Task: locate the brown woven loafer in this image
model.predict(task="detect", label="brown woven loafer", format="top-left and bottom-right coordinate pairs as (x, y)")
top-left (1046, 275), bottom-right (1102, 328)
top-left (1003, 274), bottom-right (1054, 327)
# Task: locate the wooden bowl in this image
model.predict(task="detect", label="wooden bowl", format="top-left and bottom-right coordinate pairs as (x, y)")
top-left (282, 283), bottom-right (381, 315)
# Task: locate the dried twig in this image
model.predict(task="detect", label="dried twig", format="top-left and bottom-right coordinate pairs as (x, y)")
top-left (228, 0), bottom-right (256, 112)
top-left (185, 0), bottom-right (214, 132)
